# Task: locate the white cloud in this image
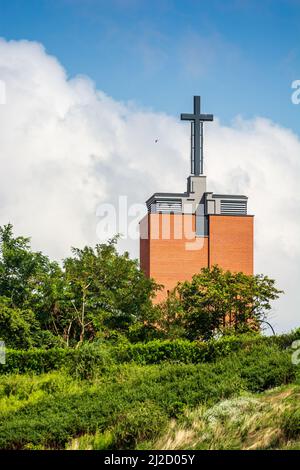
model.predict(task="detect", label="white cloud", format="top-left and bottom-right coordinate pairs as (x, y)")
top-left (205, 117), bottom-right (300, 332)
top-left (0, 38), bottom-right (299, 332)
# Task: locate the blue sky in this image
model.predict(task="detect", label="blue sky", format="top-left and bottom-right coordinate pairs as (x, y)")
top-left (1, 0), bottom-right (300, 132)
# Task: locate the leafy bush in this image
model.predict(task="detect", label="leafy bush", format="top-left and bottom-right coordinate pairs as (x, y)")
top-left (67, 342), bottom-right (114, 380)
top-left (67, 430), bottom-right (114, 450)
top-left (174, 266), bottom-right (283, 340)
top-left (1, 345), bottom-right (113, 377)
top-left (0, 296), bottom-right (39, 349)
top-left (114, 331), bottom-right (300, 365)
top-left (1, 348), bottom-right (71, 374)
top-left (1, 330), bottom-right (300, 375)
top-left (238, 346), bottom-right (296, 392)
top-left (0, 339), bottom-right (298, 449)
top-left (112, 401), bottom-right (168, 449)
top-left (0, 365), bottom-right (240, 449)
top-left (33, 330), bottom-right (66, 349)
top-left (115, 339), bottom-right (205, 364)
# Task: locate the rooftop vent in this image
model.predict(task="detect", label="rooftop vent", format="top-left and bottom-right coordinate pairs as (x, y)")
top-left (220, 199), bottom-right (247, 215)
top-left (148, 199), bottom-right (182, 214)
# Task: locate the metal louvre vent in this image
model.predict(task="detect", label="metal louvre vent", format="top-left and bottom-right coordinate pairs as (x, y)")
top-left (220, 200), bottom-right (247, 215)
top-left (149, 199), bottom-right (182, 214)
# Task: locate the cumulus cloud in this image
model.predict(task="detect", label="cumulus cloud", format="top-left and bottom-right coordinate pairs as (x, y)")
top-left (0, 38), bottom-right (188, 257)
top-left (0, 38), bottom-right (299, 332)
top-left (205, 117), bottom-right (300, 332)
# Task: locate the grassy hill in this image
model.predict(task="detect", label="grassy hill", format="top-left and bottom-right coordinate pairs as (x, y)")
top-left (150, 385), bottom-right (300, 450)
top-left (0, 333), bottom-right (299, 450)
top-left (67, 384), bottom-right (300, 451)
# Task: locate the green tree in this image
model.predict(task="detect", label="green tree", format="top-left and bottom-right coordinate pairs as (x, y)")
top-left (0, 224), bottom-right (66, 347)
top-left (173, 266), bottom-right (283, 340)
top-left (60, 238), bottom-right (159, 346)
top-left (128, 291), bottom-right (185, 342)
top-left (0, 225), bottom-right (159, 347)
top-left (0, 224), bottom-right (52, 309)
top-left (31, 260), bottom-right (74, 346)
top-left (0, 296), bottom-right (40, 348)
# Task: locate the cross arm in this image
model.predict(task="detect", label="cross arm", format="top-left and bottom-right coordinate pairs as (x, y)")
top-left (199, 114), bottom-right (214, 121)
top-left (180, 113), bottom-right (195, 121)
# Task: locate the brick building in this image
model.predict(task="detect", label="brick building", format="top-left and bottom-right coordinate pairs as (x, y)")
top-left (140, 96), bottom-right (254, 302)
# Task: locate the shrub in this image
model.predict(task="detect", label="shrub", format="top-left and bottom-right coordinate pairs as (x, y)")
top-left (0, 297), bottom-right (39, 349)
top-left (67, 342), bottom-right (114, 380)
top-left (0, 339), bottom-right (298, 450)
top-left (175, 266), bottom-right (283, 340)
top-left (1, 348), bottom-right (71, 374)
top-left (1, 330), bottom-right (300, 375)
top-left (283, 408), bottom-right (300, 439)
top-left (112, 401), bottom-right (168, 449)
top-left (220, 344), bottom-right (297, 393)
top-left (1, 344), bottom-right (113, 377)
top-left (114, 334), bottom-right (279, 365)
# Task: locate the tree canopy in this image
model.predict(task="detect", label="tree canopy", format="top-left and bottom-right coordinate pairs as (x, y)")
top-left (175, 266), bottom-right (283, 340)
top-left (0, 225), bottom-right (283, 348)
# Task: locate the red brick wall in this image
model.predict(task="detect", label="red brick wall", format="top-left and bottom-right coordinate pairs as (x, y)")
top-left (139, 215), bottom-right (150, 277)
top-left (209, 215), bottom-right (254, 275)
top-left (141, 214), bottom-right (208, 303)
top-left (140, 213), bottom-right (254, 303)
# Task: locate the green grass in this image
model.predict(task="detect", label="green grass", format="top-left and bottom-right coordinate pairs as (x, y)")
top-left (0, 340), bottom-right (299, 450)
top-left (149, 385), bottom-right (300, 450)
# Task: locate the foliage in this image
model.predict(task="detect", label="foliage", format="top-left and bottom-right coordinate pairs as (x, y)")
top-left (0, 225), bottom-right (158, 348)
top-left (283, 408), bottom-right (300, 439)
top-left (152, 385), bottom-right (300, 450)
top-left (113, 401), bottom-right (168, 449)
top-left (0, 296), bottom-right (39, 349)
top-left (174, 266), bottom-right (283, 340)
top-left (130, 266), bottom-right (283, 342)
top-left (0, 339), bottom-right (298, 450)
top-left (0, 225), bottom-right (284, 347)
top-left (68, 342), bottom-right (114, 380)
top-left (0, 223), bottom-right (295, 451)
top-left (0, 348), bottom-right (71, 374)
top-left (117, 329), bottom-right (300, 366)
top-left (1, 329), bottom-right (300, 374)
top-left (0, 224), bottom-right (52, 309)
top-left (60, 238), bottom-right (158, 346)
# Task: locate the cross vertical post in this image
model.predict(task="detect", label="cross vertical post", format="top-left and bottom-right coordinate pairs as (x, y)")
top-left (181, 96), bottom-right (213, 176)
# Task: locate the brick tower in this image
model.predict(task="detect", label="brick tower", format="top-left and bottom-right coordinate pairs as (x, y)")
top-left (140, 96), bottom-right (254, 303)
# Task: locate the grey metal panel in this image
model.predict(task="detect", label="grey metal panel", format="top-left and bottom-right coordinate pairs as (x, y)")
top-left (195, 198), bottom-right (208, 236)
top-left (146, 192), bottom-right (187, 207)
top-left (147, 192), bottom-right (188, 197)
top-left (220, 200), bottom-right (247, 215)
top-left (206, 199), bottom-right (216, 214)
top-left (148, 198), bottom-right (182, 214)
top-left (196, 215), bottom-right (209, 236)
top-left (212, 194), bottom-right (248, 199)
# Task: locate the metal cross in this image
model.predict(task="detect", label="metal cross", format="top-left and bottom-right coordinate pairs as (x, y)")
top-left (181, 96), bottom-right (213, 176)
